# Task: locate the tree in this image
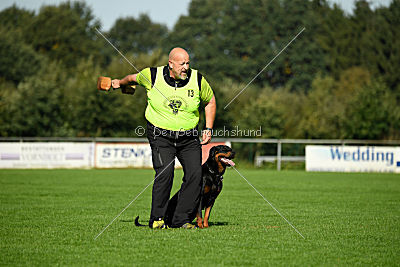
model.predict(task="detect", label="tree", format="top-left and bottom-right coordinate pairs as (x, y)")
top-left (274, 0), bottom-right (328, 91)
top-left (107, 14), bottom-right (168, 55)
top-left (0, 5), bottom-right (34, 32)
top-left (24, 1), bottom-right (102, 68)
top-left (0, 27), bottom-right (44, 84)
top-left (166, 0), bottom-right (328, 91)
top-left (315, 4), bottom-right (353, 78)
top-left (0, 80), bottom-right (18, 136)
top-left (297, 67), bottom-right (372, 139)
top-left (0, 6), bottom-right (43, 84)
top-left (343, 81), bottom-right (400, 139)
top-left (366, 0), bottom-right (400, 90)
top-left (6, 62), bottom-right (68, 136)
top-left (297, 74), bottom-right (340, 138)
top-left (316, 0), bottom-right (400, 90)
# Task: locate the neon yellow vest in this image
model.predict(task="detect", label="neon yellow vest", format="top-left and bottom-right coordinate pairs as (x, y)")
top-left (145, 66), bottom-right (201, 131)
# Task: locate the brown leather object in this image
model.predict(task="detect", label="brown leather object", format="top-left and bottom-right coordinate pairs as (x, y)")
top-left (97, 76), bottom-right (112, 91)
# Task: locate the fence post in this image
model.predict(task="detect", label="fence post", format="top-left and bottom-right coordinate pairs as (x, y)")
top-left (277, 140), bottom-right (282, 171)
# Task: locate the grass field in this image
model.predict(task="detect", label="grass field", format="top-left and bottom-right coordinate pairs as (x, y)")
top-left (1, 168), bottom-right (399, 266)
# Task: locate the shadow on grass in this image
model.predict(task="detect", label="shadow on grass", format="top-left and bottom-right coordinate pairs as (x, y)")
top-left (207, 221), bottom-right (230, 226)
top-left (119, 219), bottom-right (232, 227)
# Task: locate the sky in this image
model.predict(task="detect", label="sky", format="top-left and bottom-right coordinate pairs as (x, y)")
top-left (0, 0), bottom-right (393, 31)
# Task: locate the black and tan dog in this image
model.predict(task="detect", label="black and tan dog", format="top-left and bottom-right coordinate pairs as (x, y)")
top-left (135, 145), bottom-right (235, 228)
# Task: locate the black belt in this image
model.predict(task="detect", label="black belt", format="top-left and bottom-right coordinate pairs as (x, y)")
top-left (146, 121), bottom-right (199, 138)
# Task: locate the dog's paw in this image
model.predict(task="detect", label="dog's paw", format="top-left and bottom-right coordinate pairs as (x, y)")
top-left (196, 219), bottom-right (204, 229)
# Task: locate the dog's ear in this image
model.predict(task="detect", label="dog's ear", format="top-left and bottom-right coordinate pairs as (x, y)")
top-left (208, 146), bottom-right (217, 158)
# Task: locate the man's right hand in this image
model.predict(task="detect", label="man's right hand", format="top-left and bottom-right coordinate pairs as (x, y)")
top-left (111, 79), bottom-right (120, 89)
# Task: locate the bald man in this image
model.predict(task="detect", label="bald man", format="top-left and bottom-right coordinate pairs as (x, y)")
top-left (112, 47), bottom-right (216, 229)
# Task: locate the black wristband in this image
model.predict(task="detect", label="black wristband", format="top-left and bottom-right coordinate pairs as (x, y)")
top-left (205, 127), bottom-right (213, 131)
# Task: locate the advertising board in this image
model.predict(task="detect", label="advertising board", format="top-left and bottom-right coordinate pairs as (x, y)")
top-left (0, 141), bottom-right (233, 169)
top-left (306, 145), bottom-right (400, 173)
top-left (0, 142), bottom-right (94, 169)
top-left (95, 143), bottom-right (154, 168)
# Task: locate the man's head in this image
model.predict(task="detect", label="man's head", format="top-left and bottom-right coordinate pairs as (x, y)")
top-left (168, 47), bottom-right (190, 80)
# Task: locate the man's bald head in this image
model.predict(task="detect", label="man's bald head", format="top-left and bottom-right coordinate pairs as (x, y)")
top-left (169, 47), bottom-right (189, 61)
top-left (168, 47), bottom-right (190, 80)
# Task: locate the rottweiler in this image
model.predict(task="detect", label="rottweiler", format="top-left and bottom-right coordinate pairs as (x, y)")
top-left (135, 145), bottom-right (235, 228)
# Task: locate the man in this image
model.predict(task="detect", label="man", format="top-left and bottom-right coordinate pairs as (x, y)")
top-left (111, 47), bottom-right (216, 229)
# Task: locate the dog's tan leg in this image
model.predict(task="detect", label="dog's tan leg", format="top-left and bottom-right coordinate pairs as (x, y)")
top-left (196, 212), bottom-right (204, 228)
top-left (203, 206), bottom-right (213, 228)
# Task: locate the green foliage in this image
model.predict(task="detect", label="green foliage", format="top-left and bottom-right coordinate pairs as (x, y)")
top-left (317, 0), bottom-right (400, 89)
top-left (6, 61), bottom-right (68, 136)
top-left (235, 87), bottom-right (285, 138)
top-left (0, 6), bottom-right (43, 83)
top-left (298, 74), bottom-right (342, 139)
top-left (0, 80), bottom-right (18, 136)
top-left (0, 27), bottom-right (44, 83)
top-left (299, 67), bottom-right (372, 139)
top-left (371, 0), bottom-right (400, 89)
top-left (297, 67), bottom-right (400, 140)
top-left (0, 1), bottom-right (398, 140)
top-left (343, 81), bottom-right (400, 139)
top-left (108, 14), bottom-right (168, 55)
top-left (0, 5), bottom-right (34, 32)
top-left (63, 57), bottom-right (105, 137)
top-left (25, 1), bottom-right (102, 68)
top-left (166, 0), bottom-right (327, 90)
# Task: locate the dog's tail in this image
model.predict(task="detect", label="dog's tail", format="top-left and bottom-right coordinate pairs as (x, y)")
top-left (134, 216), bottom-right (147, 227)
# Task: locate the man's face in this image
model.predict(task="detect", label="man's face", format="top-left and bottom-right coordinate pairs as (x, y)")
top-left (169, 55), bottom-right (190, 80)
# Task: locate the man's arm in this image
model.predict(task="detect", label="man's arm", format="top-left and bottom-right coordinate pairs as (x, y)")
top-left (201, 95), bottom-right (216, 145)
top-left (111, 74), bottom-right (138, 88)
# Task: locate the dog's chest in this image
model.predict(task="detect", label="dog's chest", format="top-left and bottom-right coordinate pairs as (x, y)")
top-left (203, 173), bottom-right (223, 194)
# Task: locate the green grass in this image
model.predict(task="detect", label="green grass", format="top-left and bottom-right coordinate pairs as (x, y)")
top-left (1, 169), bottom-right (399, 266)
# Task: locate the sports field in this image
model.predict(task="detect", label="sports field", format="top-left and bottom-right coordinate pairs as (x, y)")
top-left (1, 168), bottom-right (399, 266)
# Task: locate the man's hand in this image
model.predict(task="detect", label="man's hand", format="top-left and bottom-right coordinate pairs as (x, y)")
top-left (111, 79), bottom-right (120, 89)
top-left (201, 129), bottom-right (212, 145)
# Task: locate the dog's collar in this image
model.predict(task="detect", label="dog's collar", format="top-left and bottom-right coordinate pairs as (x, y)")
top-left (205, 162), bottom-right (224, 180)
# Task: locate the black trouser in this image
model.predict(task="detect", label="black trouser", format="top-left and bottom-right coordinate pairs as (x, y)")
top-left (147, 121), bottom-right (202, 228)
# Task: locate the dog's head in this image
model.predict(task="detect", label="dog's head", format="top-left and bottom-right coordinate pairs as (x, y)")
top-left (207, 145), bottom-right (235, 174)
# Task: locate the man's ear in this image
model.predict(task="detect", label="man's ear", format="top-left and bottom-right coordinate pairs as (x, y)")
top-left (168, 60), bottom-right (173, 69)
